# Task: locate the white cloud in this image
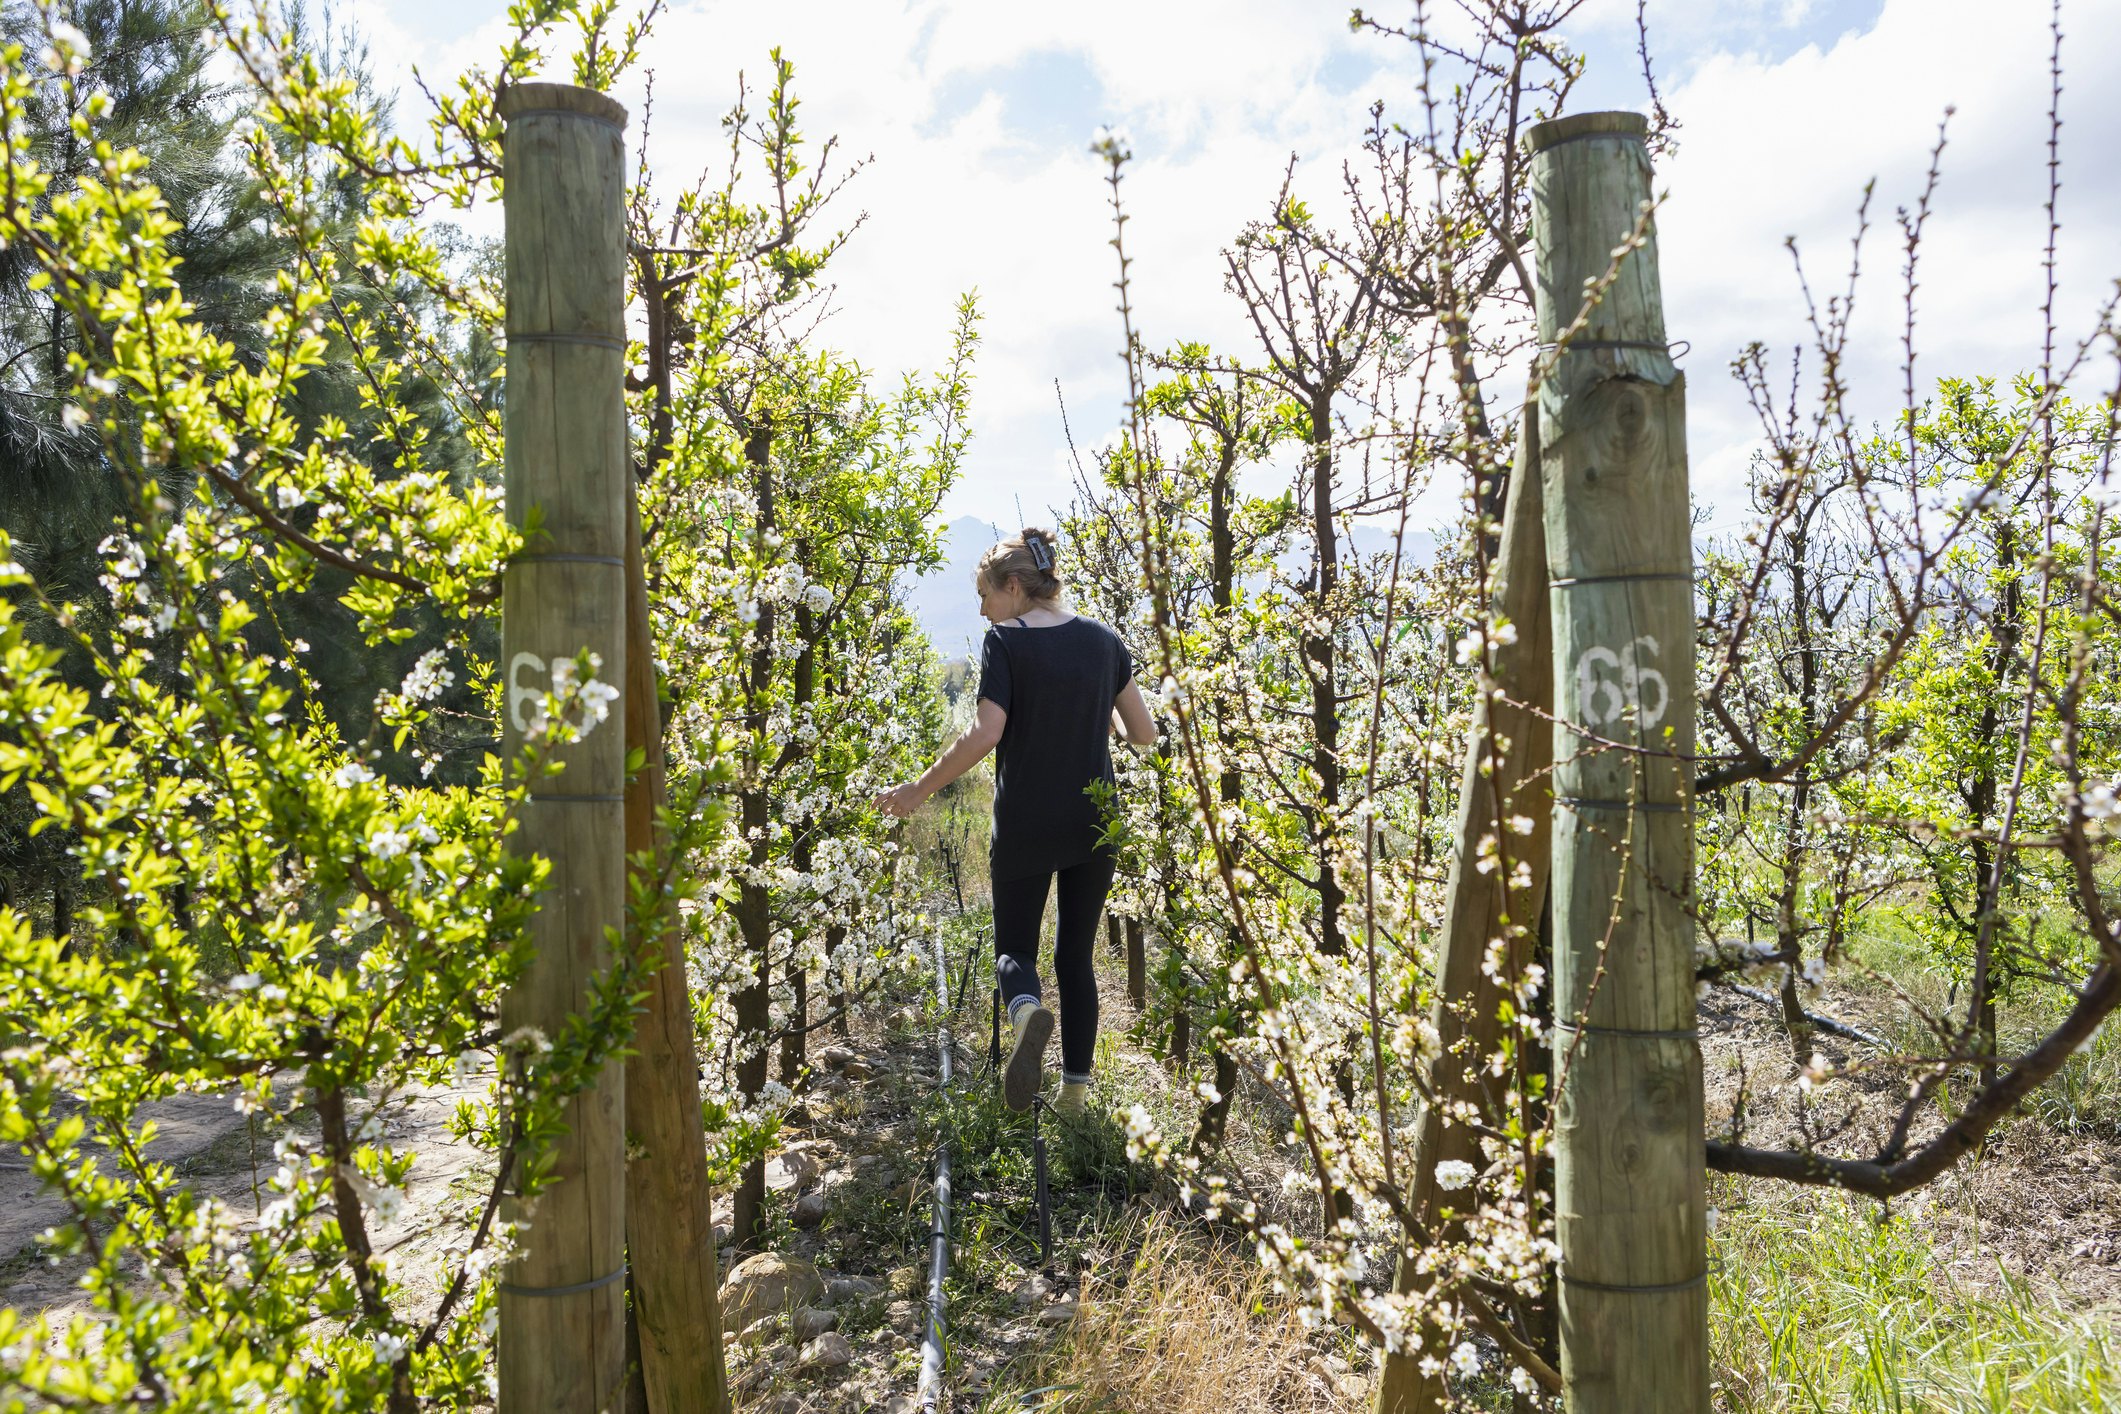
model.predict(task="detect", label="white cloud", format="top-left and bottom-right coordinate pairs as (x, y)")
top-left (350, 0), bottom-right (2121, 537)
top-left (1650, 0), bottom-right (2121, 528)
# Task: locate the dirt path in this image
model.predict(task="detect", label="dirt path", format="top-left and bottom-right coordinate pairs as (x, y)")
top-left (18, 950), bottom-right (2108, 1408)
top-left (0, 1077), bottom-right (488, 1323)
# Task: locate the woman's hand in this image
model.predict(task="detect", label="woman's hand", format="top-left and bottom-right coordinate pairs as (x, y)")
top-left (873, 781), bottom-right (927, 818)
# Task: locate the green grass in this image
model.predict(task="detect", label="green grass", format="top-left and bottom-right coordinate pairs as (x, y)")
top-left (1711, 1179), bottom-right (2121, 1412)
top-left (2026, 1016), bottom-right (2121, 1137)
top-left (803, 905), bottom-right (1147, 1392)
top-left (890, 841), bottom-right (2121, 1411)
top-left (1822, 905), bottom-right (2121, 1137)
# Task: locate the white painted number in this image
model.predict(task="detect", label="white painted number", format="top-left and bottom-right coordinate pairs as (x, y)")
top-left (508, 651), bottom-right (547, 735)
top-left (1574, 635), bottom-right (1668, 730)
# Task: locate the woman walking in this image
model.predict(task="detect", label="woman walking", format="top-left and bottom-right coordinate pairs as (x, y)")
top-left (876, 528), bottom-right (1156, 1113)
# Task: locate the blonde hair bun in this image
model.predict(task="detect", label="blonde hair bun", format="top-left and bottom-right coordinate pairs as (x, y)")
top-left (977, 527), bottom-right (1064, 601)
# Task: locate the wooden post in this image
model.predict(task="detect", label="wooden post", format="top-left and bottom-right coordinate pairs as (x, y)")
top-left (1374, 413), bottom-right (1554, 1414)
top-left (496, 82), bottom-right (631, 1413)
top-left (1528, 111), bottom-right (1707, 1413)
top-left (1124, 916), bottom-right (1146, 1011)
top-left (622, 479), bottom-right (731, 1412)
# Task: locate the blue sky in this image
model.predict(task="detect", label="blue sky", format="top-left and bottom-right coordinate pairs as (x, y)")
top-left (358, 0), bottom-right (2118, 535)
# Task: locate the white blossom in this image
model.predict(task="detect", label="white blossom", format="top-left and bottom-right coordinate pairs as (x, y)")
top-left (399, 648), bottom-right (454, 703)
top-left (367, 825), bottom-right (412, 860)
top-left (42, 20), bottom-right (89, 75)
top-left (577, 678), bottom-right (619, 733)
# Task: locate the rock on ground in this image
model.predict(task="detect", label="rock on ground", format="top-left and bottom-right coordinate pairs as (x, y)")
top-left (792, 1306), bottom-right (839, 1340)
top-left (799, 1331), bottom-right (854, 1370)
top-left (825, 1273), bottom-right (882, 1301)
top-left (719, 1252), bottom-right (826, 1330)
top-left (767, 1142), bottom-right (830, 1193)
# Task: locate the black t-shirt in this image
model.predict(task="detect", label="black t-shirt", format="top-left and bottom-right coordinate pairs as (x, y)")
top-left (976, 616), bottom-right (1135, 882)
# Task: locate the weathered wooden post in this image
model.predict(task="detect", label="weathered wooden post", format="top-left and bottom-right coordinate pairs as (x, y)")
top-left (1529, 111), bottom-right (1707, 1413)
top-left (497, 82), bottom-right (630, 1412)
top-left (623, 475), bottom-right (731, 1411)
top-left (1374, 413), bottom-right (1554, 1414)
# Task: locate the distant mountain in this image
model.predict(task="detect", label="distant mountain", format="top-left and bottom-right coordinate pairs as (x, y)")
top-left (1275, 524), bottom-right (1439, 582)
top-left (903, 514), bottom-right (1440, 660)
top-left (906, 517), bottom-right (1005, 664)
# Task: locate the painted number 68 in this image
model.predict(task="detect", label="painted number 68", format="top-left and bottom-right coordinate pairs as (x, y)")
top-left (1574, 635), bottom-right (1669, 730)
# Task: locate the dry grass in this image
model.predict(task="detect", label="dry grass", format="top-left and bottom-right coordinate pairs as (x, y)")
top-left (979, 1208), bottom-right (1372, 1414)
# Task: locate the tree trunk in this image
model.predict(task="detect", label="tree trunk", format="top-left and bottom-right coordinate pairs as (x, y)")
top-left (1125, 917), bottom-right (1146, 1012)
top-left (1969, 518), bottom-right (2020, 1092)
top-left (1306, 394), bottom-right (1345, 958)
top-left (1774, 780), bottom-right (1816, 1065)
top-left (1775, 520), bottom-right (1820, 1063)
top-left (52, 871), bottom-right (72, 953)
top-left (781, 594), bottom-right (818, 1087)
top-left (730, 416), bottom-right (777, 1249)
top-left (1193, 442), bottom-right (1242, 1151)
top-left (826, 923), bottom-right (852, 1039)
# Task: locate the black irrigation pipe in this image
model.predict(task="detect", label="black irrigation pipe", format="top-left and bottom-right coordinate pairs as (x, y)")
top-left (918, 929), bottom-right (956, 1414)
top-left (917, 899), bottom-right (1062, 1410)
top-left (1725, 981), bottom-right (1888, 1047)
top-left (951, 930), bottom-right (984, 1015)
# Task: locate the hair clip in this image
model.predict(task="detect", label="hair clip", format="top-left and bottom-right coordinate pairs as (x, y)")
top-left (1028, 537), bottom-right (1052, 570)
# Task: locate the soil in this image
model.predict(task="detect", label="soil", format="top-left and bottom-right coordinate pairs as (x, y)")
top-left (1699, 980), bottom-right (2121, 1309)
top-left (6, 952), bottom-right (2114, 1409)
top-left (0, 1075), bottom-right (489, 1322)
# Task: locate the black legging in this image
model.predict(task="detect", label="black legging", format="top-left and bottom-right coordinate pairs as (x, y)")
top-left (992, 853), bottom-right (1115, 1078)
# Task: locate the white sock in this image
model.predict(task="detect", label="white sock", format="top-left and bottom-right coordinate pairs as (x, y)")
top-left (1008, 995), bottom-right (1041, 1042)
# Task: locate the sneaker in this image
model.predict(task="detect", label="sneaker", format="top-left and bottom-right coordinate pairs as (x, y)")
top-left (1003, 1004), bottom-right (1055, 1113)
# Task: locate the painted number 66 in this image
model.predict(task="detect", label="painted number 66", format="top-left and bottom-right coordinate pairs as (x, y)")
top-left (1575, 635), bottom-right (1669, 730)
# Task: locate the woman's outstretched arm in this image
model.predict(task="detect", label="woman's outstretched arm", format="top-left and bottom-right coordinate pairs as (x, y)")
top-left (1112, 677), bottom-right (1156, 746)
top-left (874, 698), bottom-right (1007, 817)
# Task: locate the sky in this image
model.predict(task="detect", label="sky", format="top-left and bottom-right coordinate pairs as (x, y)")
top-left (351, 0), bottom-right (2121, 538)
